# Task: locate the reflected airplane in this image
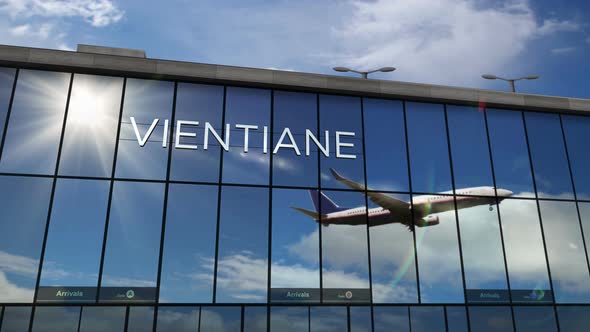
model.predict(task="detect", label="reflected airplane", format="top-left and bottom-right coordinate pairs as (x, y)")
top-left (292, 168), bottom-right (513, 230)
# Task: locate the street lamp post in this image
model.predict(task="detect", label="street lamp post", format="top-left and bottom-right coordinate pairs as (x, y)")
top-left (333, 66), bottom-right (396, 79)
top-left (481, 74), bottom-right (539, 93)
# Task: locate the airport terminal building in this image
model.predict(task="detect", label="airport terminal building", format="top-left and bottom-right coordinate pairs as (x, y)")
top-left (1, 44), bottom-right (590, 331)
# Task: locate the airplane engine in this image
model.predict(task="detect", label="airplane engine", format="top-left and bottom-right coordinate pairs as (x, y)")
top-left (417, 215), bottom-right (440, 227)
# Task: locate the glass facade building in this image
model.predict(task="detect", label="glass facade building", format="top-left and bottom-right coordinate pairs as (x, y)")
top-left (1, 46), bottom-right (590, 331)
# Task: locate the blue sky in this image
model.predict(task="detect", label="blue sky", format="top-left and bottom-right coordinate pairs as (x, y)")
top-left (0, 0), bottom-right (589, 98)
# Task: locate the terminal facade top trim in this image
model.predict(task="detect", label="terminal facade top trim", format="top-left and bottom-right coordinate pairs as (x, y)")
top-left (0, 44), bottom-right (589, 114)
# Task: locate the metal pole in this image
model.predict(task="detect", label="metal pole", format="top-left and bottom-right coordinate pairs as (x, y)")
top-left (509, 80), bottom-right (516, 93)
top-left (361, 72), bottom-right (368, 79)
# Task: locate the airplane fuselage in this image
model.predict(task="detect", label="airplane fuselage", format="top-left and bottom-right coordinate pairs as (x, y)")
top-left (320, 186), bottom-right (513, 227)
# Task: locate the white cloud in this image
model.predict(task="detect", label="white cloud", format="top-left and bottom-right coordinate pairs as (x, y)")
top-left (551, 47), bottom-right (576, 55)
top-left (0, 0), bottom-right (124, 27)
top-left (536, 19), bottom-right (580, 36)
top-left (0, 251), bottom-right (38, 276)
top-left (0, 271), bottom-right (34, 302)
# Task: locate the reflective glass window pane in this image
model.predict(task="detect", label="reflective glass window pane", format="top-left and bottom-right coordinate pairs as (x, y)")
top-left (216, 186), bottom-right (269, 303)
top-left (99, 181), bottom-right (164, 302)
top-left (364, 98), bottom-right (408, 192)
top-left (270, 307), bottom-right (308, 332)
top-left (160, 184), bottom-right (218, 303)
top-left (126, 306), bottom-right (154, 332)
top-left (447, 105), bottom-right (494, 191)
top-left (273, 91), bottom-right (318, 187)
top-left (244, 306), bottom-right (267, 332)
top-left (410, 307), bottom-right (445, 332)
top-left (469, 306), bottom-right (513, 332)
top-left (319, 95), bottom-right (364, 190)
top-left (499, 198), bottom-right (552, 303)
top-left (115, 78), bottom-right (173, 180)
top-left (349, 306), bottom-right (371, 332)
top-left (271, 189), bottom-right (320, 303)
top-left (31, 306), bottom-right (80, 332)
top-left (39, 179), bottom-right (110, 302)
top-left (200, 306), bottom-right (241, 332)
top-left (524, 112), bottom-right (573, 199)
top-left (78, 307), bottom-right (125, 332)
top-left (369, 193), bottom-right (418, 303)
top-left (446, 307), bottom-right (468, 332)
top-left (0, 306), bottom-right (31, 332)
top-left (577, 202), bottom-right (590, 281)
top-left (156, 306), bottom-right (198, 332)
top-left (222, 87), bottom-right (270, 185)
top-left (0, 176), bottom-right (52, 302)
top-left (513, 306), bottom-right (557, 332)
top-left (457, 198), bottom-right (508, 303)
top-left (405, 102), bottom-right (452, 194)
top-left (0, 67), bottom-right (16, 144)
top-left (0, 70), bottom-right (70, 175)
top-left (58, 74), bottom-right (123, 177)
top-left (309, 306), bottom-right (346, 332)
top-left (414, 195), bottom-right (464, 303)
top-left (539, 201), bottom-right (590, 302)
top-left (557, 306), bottom-right (590, 332)
top-left (170, 83), bottom-right (224, 182)
top-left (562, 115), bottom-right (590, 200)
top-left (320, 190), bottom-right (370, 303)
top-left (373, 306), bottom-right (409, 332)
top-left (486, 109), bottom-right (535, 198)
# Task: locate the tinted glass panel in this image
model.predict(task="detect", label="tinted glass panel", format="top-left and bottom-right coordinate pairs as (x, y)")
top-left (0, 176), bottom-right (52, 302)
top-left (156, 306), bottom-right (198, 332)
top-left (100, 181), bottom-right (164, 302)
top-left (513, 306), bottom-right (557, 332)
top-left (410, 307), bottom-right (445, 332)
top-left (170, 83), bottom-right (224, 182)
top-left (369, 193), bottom-right (418, 303)
top-left (468, 306), bottom-right (514, 332)
top-left (126, 306), bottom-right (154, 332)
top-left (273, 91), bottom-right (317, 187)
top-left (244, 306), bottom-right (267, 332)
top-left (271, 189), bottom-right (320, 303)
top-left (222, 87), bottom-right (270, 185)
top-left (457, 198), bottom-right (508, 302)
top-left (557, 306), bottom-right (590, 332)
top-left (216, 186), bottom-right (269, 303)
top-left (320, 190), bottom-right (370, 303)
top-left (160, 184), bottom-right (218, 303)
top-left (0, 70), bottom-right (70, 174)
top-left (78, 307), bottom-right (125, 332)
top-left (31, 306), bottom-right (80, 332)
top-left (446, 306), bottom-right (468, 332)
top-left (539, 201), bottom-right (590, 302)
top-left (577, 202), bottom-right (590, 282)
top-left (0, 306), bottom-right (31, 332)
top-left (524, 112), bottom-right (573, 199)
top-left (319, 95), bottom-right (364, 190)
top-left (363, 98), bottom-right (408, 192)
top-left (373, 306), bottom-right (409, 332)
top-left (309, 306), bottom-right (346, 332)
top-left (270, 307), bottom-right (308, 332)
top-left (562, 115), bottom-right (590, 200)
top-left (405, 102), bottom-right (452, 194)
top-left (200, 306), bottom-right (241, 332)
top-left (499, 199), bottom-right (552, 303)
top-left (39, 179), bottom-right (109, 301)
top-left (486, 109), bottom-right (534, 198)
top-left (349, 306), bottom-right (371, 332)
top-left (414, 195), bottom-right (464, 303)
top-left (447, 105), bottom-right (494, 191)
top-left (59, 74), bottom-right (123, 177)
top-left (0, 67), bottom-right (16, 145)
top-left (115, 78), bottom-right (173, 180)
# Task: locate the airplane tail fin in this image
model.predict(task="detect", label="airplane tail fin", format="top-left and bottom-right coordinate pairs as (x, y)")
top-left (309, 189), bottom-right (347, 214)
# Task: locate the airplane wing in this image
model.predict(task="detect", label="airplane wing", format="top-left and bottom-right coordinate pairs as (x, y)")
top-left (329, 168), bottom-right (410, 217)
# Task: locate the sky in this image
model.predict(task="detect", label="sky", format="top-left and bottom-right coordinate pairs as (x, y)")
top-left (0, 0), bottom-right (589, 98)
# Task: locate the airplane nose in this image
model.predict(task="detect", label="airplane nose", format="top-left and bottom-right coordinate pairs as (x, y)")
top-left (499, 189), bottom-right (513, 197)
